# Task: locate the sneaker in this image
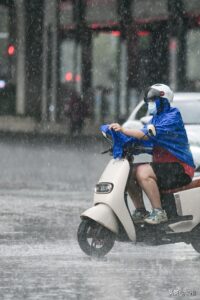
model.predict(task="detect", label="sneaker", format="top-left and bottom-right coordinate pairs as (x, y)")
top-left (144, 208), bottom-right (168, 225)
top-left (132, 208), bottom-right (149, 223)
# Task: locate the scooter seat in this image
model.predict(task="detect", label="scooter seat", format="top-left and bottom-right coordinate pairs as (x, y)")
top-left (161, 176), bottom-right (200, 194)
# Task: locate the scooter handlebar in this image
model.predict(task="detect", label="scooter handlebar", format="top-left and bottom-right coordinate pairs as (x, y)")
top-left (101, 148), bottom-right (112, 155)
top-left (101, 128), bottom-right (152, 157)
top-left (124, 144), bottom-right (152, 156)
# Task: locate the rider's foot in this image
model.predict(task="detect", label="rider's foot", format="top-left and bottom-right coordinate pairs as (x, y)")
top-left (144, 208), bottom-right (168, 225)
top-left (132, 208), bottom-right (149, 223)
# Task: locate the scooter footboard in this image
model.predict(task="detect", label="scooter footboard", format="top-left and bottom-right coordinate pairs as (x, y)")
top-left (81, 204), bottom-right (119, 234)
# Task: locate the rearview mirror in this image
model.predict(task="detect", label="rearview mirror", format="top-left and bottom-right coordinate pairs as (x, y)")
top-left (102, 131), bottom-right (107, 138)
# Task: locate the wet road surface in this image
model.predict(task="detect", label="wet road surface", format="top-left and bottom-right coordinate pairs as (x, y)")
top-left (0, 137), bottom-right (199, 300)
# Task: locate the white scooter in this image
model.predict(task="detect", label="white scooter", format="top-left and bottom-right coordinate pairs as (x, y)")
top-left (77, 130), bottom-right (200, 257)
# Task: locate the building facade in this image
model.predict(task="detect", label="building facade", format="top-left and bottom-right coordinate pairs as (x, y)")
top-left (0, 0), bottom-right (200, 125)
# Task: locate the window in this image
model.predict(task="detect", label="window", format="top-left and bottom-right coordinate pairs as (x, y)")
top-left (86, 0), bottom-right (118, 26)
top-left (186, 30), bottom-right (200, 82)
top-left (183, 0), bottom-right (200, 15)
top-left (59, 0), bottom-right (74, 28)
top-left (135, 103), bottom-right (148, 120)
top-left (92, 32), bottom-right (119, 121)
top-left (92, 32), bottom-right (119, 89)
top-left (0, 5), bottom-right (9, 81)
top-left (173, 100), bottom-right (200, 124)
top-left (132, 0), bottom-right (168, 21)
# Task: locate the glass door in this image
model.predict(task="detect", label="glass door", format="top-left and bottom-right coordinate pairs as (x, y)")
top-left (92, 31), bottom-right (122, 123)
top-left (59, 37), bottom-right (82, 121)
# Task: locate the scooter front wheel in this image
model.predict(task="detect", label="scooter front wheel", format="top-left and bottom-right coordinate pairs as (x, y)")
top-left (77, 218), bottom-right (115, 257)
top-left (191, 225), bottom-right (200, 253)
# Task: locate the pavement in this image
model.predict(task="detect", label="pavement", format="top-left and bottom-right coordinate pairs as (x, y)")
top-left (0, 139), bottom-right (199, 300)
top-left (0, 116), bottom-right (100, 138)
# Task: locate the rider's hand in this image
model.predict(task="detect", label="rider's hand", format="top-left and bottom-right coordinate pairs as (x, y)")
top-left (109, 123), bottom-right (122, 132)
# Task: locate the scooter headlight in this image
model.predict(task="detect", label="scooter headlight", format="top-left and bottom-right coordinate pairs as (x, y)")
top-left (95, 182), bottom-right (113, 194)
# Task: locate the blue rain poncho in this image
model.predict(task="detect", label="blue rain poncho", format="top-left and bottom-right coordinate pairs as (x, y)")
top-left (100, 124), bottom-right (153, 159)
top-left (101, 98), bottom-right (195, 168)
top-left (141, 99), bottom-right (195, 168)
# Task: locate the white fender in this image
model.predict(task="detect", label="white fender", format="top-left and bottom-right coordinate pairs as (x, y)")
top-left (93, 158), bottom-right (136, 242)
top-left (81, 203), bottom-right (119, 234)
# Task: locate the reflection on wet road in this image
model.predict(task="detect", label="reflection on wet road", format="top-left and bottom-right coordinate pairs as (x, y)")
top-left (0, 138), bottom-right (199, 300)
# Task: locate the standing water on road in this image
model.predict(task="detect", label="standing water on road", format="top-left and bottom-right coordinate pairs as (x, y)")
top-left (0, 137), bottom-right (199, 300)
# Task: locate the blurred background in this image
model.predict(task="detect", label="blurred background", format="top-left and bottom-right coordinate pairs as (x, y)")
top-left (0, 0), bottom-right (200, 135)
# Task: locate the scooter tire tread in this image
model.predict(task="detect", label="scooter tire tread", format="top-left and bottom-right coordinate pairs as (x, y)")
top-left (191, 224), bottom-right (200, 254)
top-left (77, 218), bottom-right (115, 257)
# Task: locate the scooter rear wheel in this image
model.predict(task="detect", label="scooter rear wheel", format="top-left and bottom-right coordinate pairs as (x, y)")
top-left (77, 218), bottom-right (115, 257)
top-left (191, 225), bottom-right (200, 253)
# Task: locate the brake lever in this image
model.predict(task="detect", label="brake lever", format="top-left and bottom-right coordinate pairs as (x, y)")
top-left (101, 148), bottom-right (112, 154)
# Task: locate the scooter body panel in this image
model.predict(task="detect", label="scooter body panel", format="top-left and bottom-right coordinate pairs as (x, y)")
top-left (170, 187), bottom-right (200, 232)
top-left (92, 158), bottom-right (136, 242)
top-left (81, 203), bottom-right (119, 234)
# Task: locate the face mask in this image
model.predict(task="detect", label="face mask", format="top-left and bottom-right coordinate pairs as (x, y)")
top-left (148, 102), bottom-right (157, 115)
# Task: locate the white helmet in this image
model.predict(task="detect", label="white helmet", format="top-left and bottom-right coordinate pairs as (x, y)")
top-left (144, 83), bottom-right (174, 103)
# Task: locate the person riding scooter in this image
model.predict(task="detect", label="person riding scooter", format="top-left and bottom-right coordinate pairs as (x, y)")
top-left (109, 83), bottom-right (195, 225)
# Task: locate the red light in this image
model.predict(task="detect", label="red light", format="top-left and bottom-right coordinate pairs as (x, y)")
top-left (65, 72), bottom-right (73, 82)
top-left (169, 39), bottom-right (177, 50)
top-left (111, 31), bottom-right (120, 37)
top-left (8, 45), bottom-right (15, 56)
top-left (91, 23), bottom-right (99, 29)
top-left (137, 31), bottom-right (150, 37)
top-left (75, 74), bottom-right (81, 82)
